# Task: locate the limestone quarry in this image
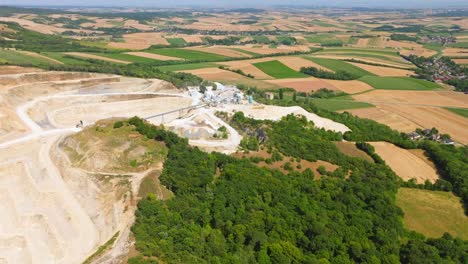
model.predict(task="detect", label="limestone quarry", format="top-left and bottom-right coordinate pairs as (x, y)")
top-left (0, 66), bottom-right (349, 263)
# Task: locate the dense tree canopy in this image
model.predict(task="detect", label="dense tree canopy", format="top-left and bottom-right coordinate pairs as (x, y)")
top-left (124, 117), bottom-right (467, 264)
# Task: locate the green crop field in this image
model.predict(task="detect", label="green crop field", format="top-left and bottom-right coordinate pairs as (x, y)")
top-left (166, 38), bottom-right (187, 46)
top-left (359, 76), bottom-right (441, 90)
top-left (448, 42), bottom-right (468, 49)
top-left (253, 60), bottom-right (308, 79)
top-left (445, 107), bottom-right (468, 118)
top-left (91, 53), bottom-right (160, 64)
top-left (156, 63), bottom-right (217, 72)
top-left (305, 57), bottom-right (376, 77)
top-left (310, 98), bottom-right (374, 112)
top-left (396, 188), bottom-right (468, 239)
top-left (41, 52), bottom-right (91, 65)
top-left (147, 48), bottom-right (228, 61)
top-left (252, 36), bottom-right (271, 44)
top-left (304, 34), bottom-right (336, 43)
top-left (0, 50), bottom-right (54, 65)
top-left (319, 47), bottom-right (399, 56)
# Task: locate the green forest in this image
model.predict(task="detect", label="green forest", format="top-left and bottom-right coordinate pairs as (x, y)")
top-left (123, 116), bottom-right (467, 264)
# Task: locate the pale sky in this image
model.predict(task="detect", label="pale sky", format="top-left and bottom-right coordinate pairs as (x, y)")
top-left (0, 0), bottom-right (467, 8)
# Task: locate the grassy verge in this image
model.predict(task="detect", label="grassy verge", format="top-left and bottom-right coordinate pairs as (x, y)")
top-left (310, 96), bottom-right (374, 112)
top-left (359, 76), bottom-right (441, 90)
top-left (83, 232), bottom-right (120, 264)
top-left (396, 188), bottom-right (468, 239)
top-left (253, 60), bottom-right (308, 79)
top-left (156, 62), bottom-right (218, 72)
top-left (0, 49), bottom-right (53, 65)
top-left (445, 107), bottom-right (468, 118)
top-left (166, 38), bottom-right (187, 46)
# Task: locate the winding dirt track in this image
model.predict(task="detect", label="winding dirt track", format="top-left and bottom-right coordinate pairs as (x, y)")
top-left (0, 71), bottom-right (192, 264)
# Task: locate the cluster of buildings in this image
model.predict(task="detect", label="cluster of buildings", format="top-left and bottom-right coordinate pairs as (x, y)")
top-left (421, 57), bottom-right (466, 83)
top-left (407, 129), bottom-right (454, 145)
top-left (421, 35), bottom-right (456, 45)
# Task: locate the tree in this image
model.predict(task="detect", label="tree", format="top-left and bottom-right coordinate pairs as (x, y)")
top-left (279, 89), bottom-right (284, 100)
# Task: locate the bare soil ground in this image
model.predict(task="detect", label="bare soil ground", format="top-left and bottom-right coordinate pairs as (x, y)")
top-left (0, 17), bottom-right (97, 34)
top-left (400, 48), bottom-right (437, 58)
top-left (0, 66), bottom-right (43, 75)
top-left (348, 105), bottom-right (468, 144)
top-left (370, 142), bottom-right (439, 183)
top-left (312, 54), bottom-right (411, 69)
top-left (108, 33), bottom-right (169, 50)
top-left (353, 90), bottom-right (468, 108)
top-left (334, 141), bottom-right (373, 162)
top-left (355, 38), bottom-right (369, 47)
top-left (453, 59), bottom-right (468, 65)
top-left (322, 79), bottom-right (374, 94)
top-left (218, 61), bottom-right (274, 79)
top-left (407, 149), bottom-right (437, 170)
top-left (186, 46), bottom-right (252, 58)
top-left (124, 52), bottom-right (183, 61)
top-left (64, 52), bottom-right (131, 64)
top-left (123, 20), bottom-right (153, 31)
top-left (0, 69), bottom-right (190, 263)
top-left (348, 62), bottom-right (413, 76)
top-left (443, 48), bottom-right (468, 57)
top-left (181, 68), bottom-right (245, 80)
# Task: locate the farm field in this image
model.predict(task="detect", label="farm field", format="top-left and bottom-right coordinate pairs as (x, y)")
top-left (124, 52), bottom-right (183, 61)
top-left (396, 188), bottom-right (468, 239)
top-left (156, 62), bottom-right (218, 72)
top-left (0, 49), bottom-right (55, 65)
top-left (64, 52), bottom-right (131, 64)
top-left (1, 6), bottom-right (468, 263)
top-left (359, 76), bottom-right (441, 90)
top-left (347, 62), bottom-right (413, 76)
top-left (310, 98), bottom-right (374, 112)
top-left (348, 105), bottom-right (468, 144)
top-left (334, 141), bottom-right (373, 162)
top-left (445, 107), bottom-right (468, 118)
top-left (89, 52), bottom-right (162, 64)
top-left (369, 142), bottom-right (439, 183)
top-left (352, 90), bottom-right (468, 108)
top-left (148, 48), bottom-right (228, 61)
top-left (253, 60), bottom-right (308, 79)
top-left (304, 57), bottom-right (376, 77)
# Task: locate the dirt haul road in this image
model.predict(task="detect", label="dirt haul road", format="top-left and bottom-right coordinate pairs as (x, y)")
top-left (0, 70), bottom-right (192, 264)
top-left (0, 69), bottom-right (351, 263)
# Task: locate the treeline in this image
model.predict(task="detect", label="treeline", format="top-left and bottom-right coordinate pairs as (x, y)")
top-left (256, 96), bottom-right (416, 149)
top-left (300, 66), bottom-right (358, 80)
top-left (42, 61), bottom-right (203, 88)
top-left (405, 55), bottom-right (468, 92)
top-left (125, 116), bottom-right (467, 264)
top-left (254, 92), bottom-right (468, 214)
top-left (421, 141), bottom-right (468, 212)
top-left (390, 34), bottom-right (419, 42)
top-left (374, 25), bottom-right (424, 33)
top-left (0, 22), bottom-right (105, 52)
top-left (219, 65), bottom-right (254, 78)
top-left (343, 58), bottom-right (412, 70)
top-left (355, 142), bottom-right (386, 164)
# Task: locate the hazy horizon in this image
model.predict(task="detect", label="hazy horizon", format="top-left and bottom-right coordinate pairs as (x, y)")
top-left (1, 0), bottom-right (468, 9)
